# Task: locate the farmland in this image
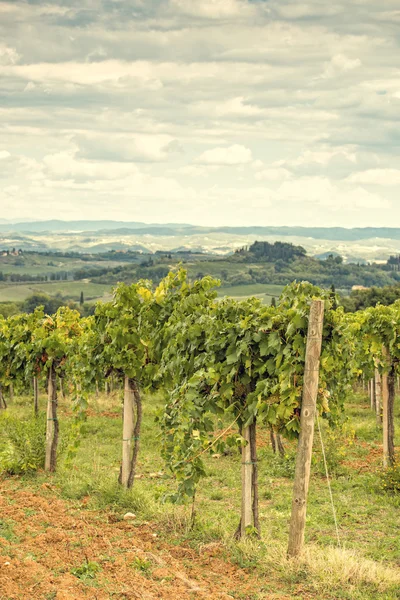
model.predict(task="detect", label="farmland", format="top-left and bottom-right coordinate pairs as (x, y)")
top-left (1, 273), bottom-right (400, 599)
top-left (1, 391), bottom-right (399, 599)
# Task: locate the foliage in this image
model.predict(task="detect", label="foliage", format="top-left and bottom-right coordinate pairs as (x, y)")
top-left (342, 283), bottom-right (400, 312)
top-left (159, 280), bottom-right (356, 501)
top-left (0, 412), bottom-right (46, 474)
top-left (71, 561), bottom-right (101, 580)
top-left (380, 462), bottom-right (400, 493)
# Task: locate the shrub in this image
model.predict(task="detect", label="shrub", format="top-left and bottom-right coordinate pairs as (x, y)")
top-left (380, 462), bottom-right (400, 493)
top-left (0, 413), bottom-right (46, 474)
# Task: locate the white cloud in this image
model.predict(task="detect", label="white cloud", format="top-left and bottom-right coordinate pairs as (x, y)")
top-left (0, 0), bottom-right (398, 227)
top-left (196, 144), bottom-right (253, 166)
top-left (277, 177), bottom-right (390, 209)
top-left (290, 149), bottom-right (357, 167)
top-left (170, 0), bottom-right (255, 19)
top-left (0, 44), bottom-right (19, 66)
top-left (347, 169), bottom-right (400, 186)
top-left (255, 167), bottom-right (292, 182)
top-left (322, 54), bottom-right (362, 79)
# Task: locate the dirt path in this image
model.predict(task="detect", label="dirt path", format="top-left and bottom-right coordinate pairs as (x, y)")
top-left (0, 479), bottom-right (275, 600)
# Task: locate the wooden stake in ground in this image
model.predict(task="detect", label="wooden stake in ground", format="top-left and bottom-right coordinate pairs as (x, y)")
top-left (45, 364), bottom-right (59, 472)
top-left (0, 384), bottom-right (7, 410)
top-left (121, 375), bottom-right (135, 488)
top-left (33, 376), bottom-right (39, 415)
top-left (382, 348), bottom-right (396, 468)
top-left (375, 369), bottom-right (382, 427)
top-left (240, 425), bottom-right (253, 538)
top-left (370, 378), bottom-right (376, 411)
top-left (287, 299), bottom-right (324, 558)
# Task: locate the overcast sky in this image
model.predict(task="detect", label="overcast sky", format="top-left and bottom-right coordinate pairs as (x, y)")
top-left (1, 0), bottom-right (399, 227)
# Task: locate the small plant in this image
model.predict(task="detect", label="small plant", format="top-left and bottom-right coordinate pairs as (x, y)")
top-left (71, 560), bottom-right (101, 580)
top-left (0, 413), bottom-right (46, 475)
top-left (0, 519), bottom-right (18, 542)
top-left (313, 423), bottom-right (354, 477)
top-left (132, 557), bottom-right (152, 574)
top-left (210, 491), bottom-right (223, 501)
top-left (264, 451), bottom-right (296, 478)
top-left (380, 462), bottom-right (400, 493)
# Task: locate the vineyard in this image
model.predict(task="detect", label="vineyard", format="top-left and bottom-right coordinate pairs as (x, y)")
top-left (0, 270), bottom-right (399, 599)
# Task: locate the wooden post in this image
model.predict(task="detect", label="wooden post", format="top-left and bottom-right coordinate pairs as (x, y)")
top-left (375, 369), bottom-right (382, 426)
top-left (287, 299), bottom-right (324, 558)
top-left (370, 378), bottom-right (376, 411)
top-left (45, 364), bottom-right (59, 472)
top-left (0, 385), bottom-right (6, 410)
top-left (33, 376), bottom-right (39, 415)
top-left (59, 377), bottom-right (64, 401)
top-left (240, 425), bottom-right (253, 538)
top-left (387, 364), bottom-right (396, 467)
top-left (382, 348), bottom-right (396, 468)
top-left (121, 375), bottom-right (135, 488)
top-left (250, 421), bottom-right (260, 537)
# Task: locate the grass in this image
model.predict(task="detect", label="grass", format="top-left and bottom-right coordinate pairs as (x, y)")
top-left (0, 281), bottom-right (112, 303)
top-left (1, 390), bottom-right (399, 599)
top-left (217, 283), bottom-right (284, 304)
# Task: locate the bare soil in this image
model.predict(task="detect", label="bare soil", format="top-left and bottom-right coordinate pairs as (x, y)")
top-left (0, 479), bottom-right (271, 600)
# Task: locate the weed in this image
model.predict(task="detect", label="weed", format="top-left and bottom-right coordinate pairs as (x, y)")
top-left (131, 557), bottom-right (152, 574)
top-left (0, 413), bottom-right (46, 475)
top-left (380, 462), bottom-right (400, 493)
top-left (0, 519), bottom-right (18, 542)
top-left (71, 560), bottom-right (101, 580)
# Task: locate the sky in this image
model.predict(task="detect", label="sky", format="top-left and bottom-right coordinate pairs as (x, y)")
top-left (0, 0), bottom-right (399, 227)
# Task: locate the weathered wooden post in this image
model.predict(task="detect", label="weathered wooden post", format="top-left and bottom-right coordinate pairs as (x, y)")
top-left (370, 378), bottom-right (376, 411)
top-left (240, 425), bottom-right (253, 538)
top-left (33, 376), bottom-right (39, 415)
top-left (121, 375), bottom-right (135, 488)
top-left (375, 369), bottom-right (382, 426)
top-left (382, 348), bottom-right (396, 468)
top-left (287, 299), bottom-right (324, 558)
top-left (45, 364), bottom-right (58, 472)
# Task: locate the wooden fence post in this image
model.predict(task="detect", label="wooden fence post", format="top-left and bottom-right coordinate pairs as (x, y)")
top-left (45, 364), bottom-right (58, 472)
top-left (240, 425), bottom-right (253, 538)
top-left (33, 377), bottom-right (39, 415)
top-left (121, 375), bottom-right (135, 488)
top-left (0, 385), bottom-right (6, 410)
top-left (287, 299), bottom-right (324, 558)
top-left (370, 378), bottom-right (376, 411)
top-left (375, 369), bottom-right (382, 426)
top-left (382, 348), bottom-right (396, 468)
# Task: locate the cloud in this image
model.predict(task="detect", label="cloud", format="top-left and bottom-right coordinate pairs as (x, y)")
top-left (347, 169), bottom-right (400, 186)
top-left (277, 177), bottom-right (390, 209)
top-left (322, 54), bottom-right (362, 79)
top-left (255, 167), bottom-right (292, 182)
top-left (75, 133), bottom-right (181, 163)
top-left (0, 0), bottom-right (398, 227)
top-left (196, 144), bottom-right (252, 165)
top-left (0, 44), bottom-right (19, 66)
top-left (170, 0), bottom-right (255, 19)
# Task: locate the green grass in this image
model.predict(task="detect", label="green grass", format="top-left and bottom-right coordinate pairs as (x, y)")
top-left (0, 281), bottom-right (112, 303)
top-left (217, 283), bottom-right (284, 303)
top-left (1, 391), bottom-right (400, 599)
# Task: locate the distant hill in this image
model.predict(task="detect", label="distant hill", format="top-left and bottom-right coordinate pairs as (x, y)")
top-left (3, 220), bottom-right (400, 241)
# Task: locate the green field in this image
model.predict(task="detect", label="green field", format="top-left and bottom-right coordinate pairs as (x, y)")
top-left (0, 281), bottom-right (112, 303)
top-left (0, 391), bottom-right (399, 599)
top-left (217, 283), bottom-right (284, 303)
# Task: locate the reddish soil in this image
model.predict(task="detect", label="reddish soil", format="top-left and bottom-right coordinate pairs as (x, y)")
top-left (0, 479), bottom-right (270, 600)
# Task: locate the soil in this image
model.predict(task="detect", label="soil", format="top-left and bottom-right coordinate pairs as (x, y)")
top-left (0, 479), bottom-right (270, 600)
